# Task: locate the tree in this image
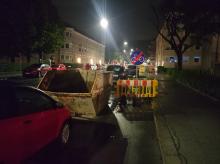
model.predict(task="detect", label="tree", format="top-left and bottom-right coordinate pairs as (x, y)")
top-left (32, 23), bottom-right (64, 60)
top-left (152, 0), bottom-right (220, 71)
top-left (0, 0), bottom-right (64, 62)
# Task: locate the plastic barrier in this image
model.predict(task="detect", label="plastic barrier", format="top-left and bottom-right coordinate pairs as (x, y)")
top-left (115, 79), bottom-right (158, 98)
top-left (38, 69), bottom-right (113, 118)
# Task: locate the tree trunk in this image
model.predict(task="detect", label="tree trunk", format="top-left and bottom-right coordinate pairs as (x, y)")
top-left (177, 53), bottom-right (183, 71)
top-left (215, 34), bottom-right (219, 63)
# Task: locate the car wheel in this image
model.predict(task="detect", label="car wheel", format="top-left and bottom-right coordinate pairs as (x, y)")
top-left (59, 122), bottom-right (70, 146)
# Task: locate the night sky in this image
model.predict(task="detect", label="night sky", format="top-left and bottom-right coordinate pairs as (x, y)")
top-left (52, 0), bottom-right (161, 48)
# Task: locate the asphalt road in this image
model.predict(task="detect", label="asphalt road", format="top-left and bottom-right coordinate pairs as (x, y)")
top-left (24, 117), bottom-right (127, 164)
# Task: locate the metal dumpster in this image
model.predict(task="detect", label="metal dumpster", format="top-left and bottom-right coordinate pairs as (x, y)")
top-left (38, 69), bottom-right (113, 118)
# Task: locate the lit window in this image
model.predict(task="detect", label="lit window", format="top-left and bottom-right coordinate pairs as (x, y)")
top-left (90, 59), bottom-right (93, 64)
top-left (169, 57), bottom-right (175, 63)
top-left (77, 58), bottom-right (81, 63)
top-left (194, 57), bottom-right (200, 63)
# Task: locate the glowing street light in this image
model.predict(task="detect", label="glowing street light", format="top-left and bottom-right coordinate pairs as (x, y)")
top-left (100, 18), bottom-right (108, 29)
top-left (123, 49), bottom-right (126, 53)
top-left (124, 41), bottom-right (128, 46)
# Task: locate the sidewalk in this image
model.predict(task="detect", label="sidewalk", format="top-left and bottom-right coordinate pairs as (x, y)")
top-left (154, 74), bottom-right (220, 164)
top-left (0, 71), bottom-right (22, 78)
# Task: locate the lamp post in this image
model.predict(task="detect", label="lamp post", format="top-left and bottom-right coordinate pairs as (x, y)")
top-left (100, 18), bottom-right (108, 64)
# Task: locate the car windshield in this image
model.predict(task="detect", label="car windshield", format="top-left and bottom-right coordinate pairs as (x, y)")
top-left (106, 65), bottom-right (123, 72)
top-left (127, 65), bottom-right (136, 69)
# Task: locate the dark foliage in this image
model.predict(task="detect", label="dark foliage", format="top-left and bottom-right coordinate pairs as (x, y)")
top-left (153, 0), bottom-right (220, 71)
top-left (0, 0), bottom-right (64, 61)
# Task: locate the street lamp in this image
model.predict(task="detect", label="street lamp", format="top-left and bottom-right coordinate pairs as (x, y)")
top-left (100, 18), bottom-right (108, 29)
top-left (124, 41), bottom-right (128, 46)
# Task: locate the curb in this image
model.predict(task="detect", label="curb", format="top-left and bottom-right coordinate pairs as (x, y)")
top-left (0, 72), bottom-right (22, 78)
top-left (154, 112), bottom-right (181, 164)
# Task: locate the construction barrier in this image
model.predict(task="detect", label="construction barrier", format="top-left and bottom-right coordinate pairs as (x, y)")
top-left (115, 79), bottom-right (158, 98)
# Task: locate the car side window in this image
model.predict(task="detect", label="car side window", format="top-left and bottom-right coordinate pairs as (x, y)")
top-left (0, 86), bottom-right (17, 120)
top-left (15, 87), bottom-right (55, 116)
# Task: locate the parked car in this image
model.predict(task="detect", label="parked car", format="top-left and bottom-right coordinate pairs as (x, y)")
top-left (63, 63), bottom-right (83, 70)
top-left (51, 64), bottom-right (67, 71)
top-left (106, 65), bottom-right (126, 83)
top-left (126, 64), bottom-right (138, 78)
top-left (0, 80), bottom-right (71, 163)
top-left (22, 63), bottom-right (51, 78)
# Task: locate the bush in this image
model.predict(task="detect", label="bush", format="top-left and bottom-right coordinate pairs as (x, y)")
top-left (168, 69), bottom-right (220, 98)
top-left (157, 66), bottom-right (166, 73)
top-left (0, 63), bottom-right (29, 72)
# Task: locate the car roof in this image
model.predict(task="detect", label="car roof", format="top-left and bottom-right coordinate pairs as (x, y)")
top-left (0, 80), bottom-right (42, 92)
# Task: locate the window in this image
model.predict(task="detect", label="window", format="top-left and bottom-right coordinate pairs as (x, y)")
top-left (61, 55), bottom-right (64, 60)
top-left (65, 55), bottom-right (69, 60)
top-left (183, 56), bottom-right (189, 63)
top-left (65, 43), bottom-right (69, 48)
top-left (15, 87), bottom-right (54, 116)
top-left (169, 56), bottom-right (175, 63)
top-left (65, 32), bottom-right (69, 37)
top-left (194, 56), bottom-right (200, 63)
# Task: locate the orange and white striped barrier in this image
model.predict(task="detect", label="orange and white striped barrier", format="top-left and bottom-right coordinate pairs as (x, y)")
top-left (115, 79), bottom-right (158, 98)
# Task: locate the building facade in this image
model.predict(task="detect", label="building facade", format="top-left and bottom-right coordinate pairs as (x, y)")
top-left (0, 27), bottom-right (105, 68)
top-left (56, 27), bottom-right (105, 65)
top-left (155, 27), bottom-right (202, 70)
top-left (201, 34), bottom-right (220, 74)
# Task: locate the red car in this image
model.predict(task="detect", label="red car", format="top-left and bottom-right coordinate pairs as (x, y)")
top-left (22, 64), bottom-right (52, 78)
top-left (0, 81), bottom-right (71, 164)
top-left (51, 64), bottom-right (67, 71)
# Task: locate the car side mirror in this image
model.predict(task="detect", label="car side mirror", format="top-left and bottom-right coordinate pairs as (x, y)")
top-left (55, 102), bottom-right (64, 108)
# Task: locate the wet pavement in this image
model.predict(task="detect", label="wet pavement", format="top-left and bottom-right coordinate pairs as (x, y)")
top-left (114, 107), bottom-right (162, 164)
top-left (4, 73), bottom-right (220, 164)
top-left (25, 115), bottom-right (127, 164)
top-left (154, 74), bottom-right (220, 164)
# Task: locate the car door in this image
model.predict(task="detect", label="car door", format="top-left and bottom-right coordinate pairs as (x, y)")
top-left (15, 87), bottom-right (59, 158)
top-left (0, 85), bottom-right (24, 163)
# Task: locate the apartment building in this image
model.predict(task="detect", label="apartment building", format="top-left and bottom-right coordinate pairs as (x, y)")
top-left (57, 27), bottom-right (105, 65)
top-left (155, 27), bottom-right (202, 70)
top-left (201, 35), bottom-right (220, 73)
